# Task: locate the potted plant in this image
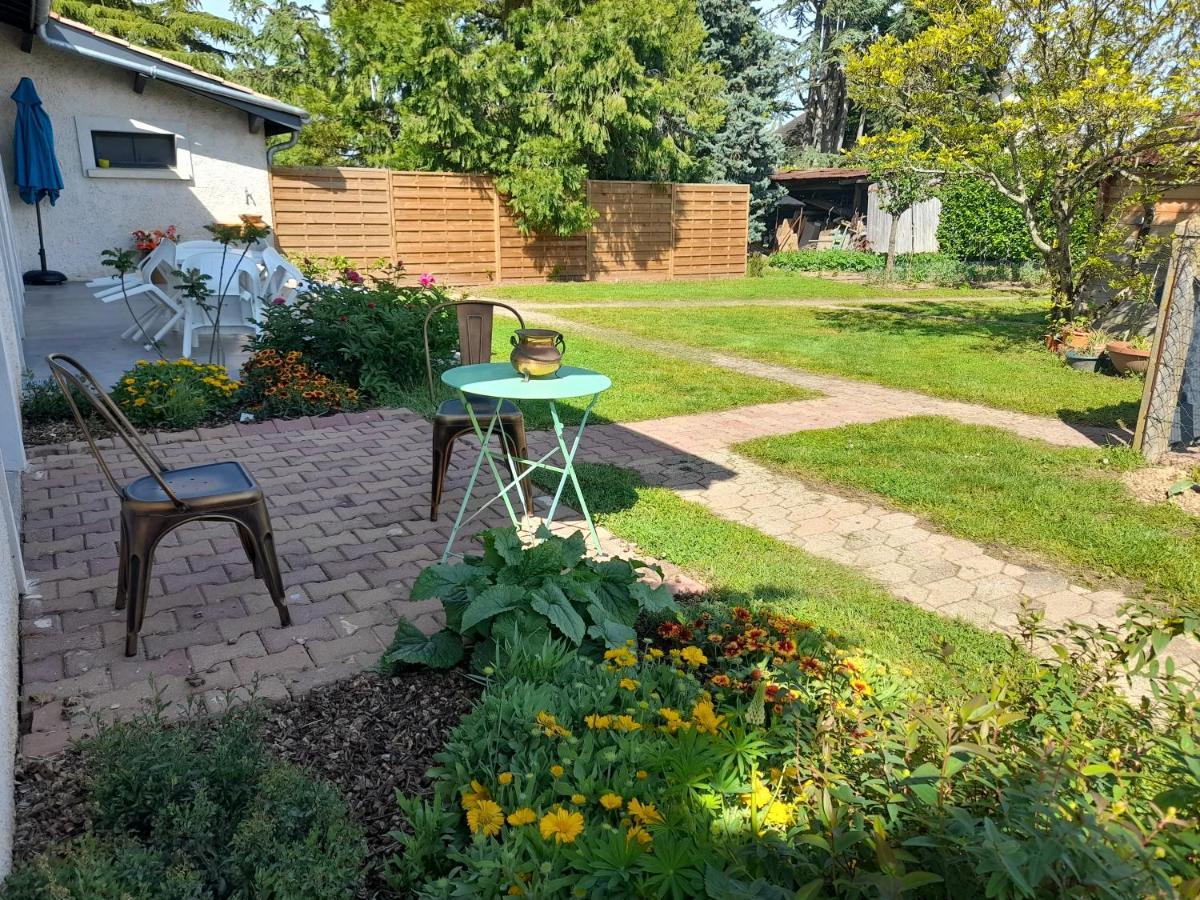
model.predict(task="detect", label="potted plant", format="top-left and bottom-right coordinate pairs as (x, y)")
top-left (1105, 333), bottom-right (1152, 375)
top-left (1060, 315), bottom-right (1092, 350)
top-left (1064, 330), bottom-right (1111, 373)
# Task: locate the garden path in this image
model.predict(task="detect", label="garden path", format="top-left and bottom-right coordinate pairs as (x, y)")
top-left (510, 312), bottom-right (1198, 677)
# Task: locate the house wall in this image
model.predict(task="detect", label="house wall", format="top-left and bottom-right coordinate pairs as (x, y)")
top-left (0, 152), bottom-right (27, 878)
top-left (0, 27), bottom-right (274, 279)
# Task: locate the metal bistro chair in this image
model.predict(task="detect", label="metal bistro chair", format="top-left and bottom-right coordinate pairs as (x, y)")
top-left (424, 301), bottom-right (534, 520)
top-left (46, 354), bottom-right (291, 657)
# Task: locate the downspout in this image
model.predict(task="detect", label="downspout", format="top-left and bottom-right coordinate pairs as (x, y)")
top-left (30, 0), bottom-right (51, 29)
top-left (35, 23), bottom-right (308, 123)
top-left (266, 131), bottom-right (299, 167)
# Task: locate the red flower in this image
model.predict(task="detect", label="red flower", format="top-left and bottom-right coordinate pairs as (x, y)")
top-left (339, 315), bottom-right (349, 322)
top-left (733, 607), bottom-right (751, 622)
top-left (657, 622), bottom-right (681, 640)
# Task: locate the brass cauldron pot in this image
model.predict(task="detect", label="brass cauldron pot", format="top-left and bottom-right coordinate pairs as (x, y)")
top-left (510, 328), bottom-right (566, 379)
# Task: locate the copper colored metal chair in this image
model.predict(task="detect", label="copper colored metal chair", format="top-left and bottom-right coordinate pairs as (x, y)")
top-left (46, 354), bottom-right (291, 657)
top-left (423, 301), bottom-right (533, 520)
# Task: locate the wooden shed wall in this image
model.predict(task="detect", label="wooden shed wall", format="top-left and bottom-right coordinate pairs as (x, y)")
top-left (270, 168), bottom-right (749, 283)
top-left (865, 186), bottom-right (942, 254)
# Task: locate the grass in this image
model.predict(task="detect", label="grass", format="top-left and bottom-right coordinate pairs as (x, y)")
top-left (382, 325), bottom-right (815, 429)
top-left (738, 416), bottom-right (1200, 612)
top-left (539, 461), bottom-right (1027, 695)
top-left (486, 271), bottom-right (1001, 304)
top-left (545, 301), bottom-right (1143, 428)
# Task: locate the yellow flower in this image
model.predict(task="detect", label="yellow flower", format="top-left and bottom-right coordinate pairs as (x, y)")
top-left (466, 799), bottom-right (504, 837)
top-left (619, 678), bottom-right (639, 692)
top-left (570, 793), bottom-right (587, 805)
top-left (636, 770), bottom-right (648, 780)
top-left (539, 808), bottom-right (585, 844)
top-left (461, 779), bottom-right (491, 811)
top-left (849, 678), bottom-right (873, 697)
top-left (136, 359), bottom-right (148, 366)
top-left (741, 775), bottom-right (772, 808)
top-left (550, 764), bottom-right (564, 778)
top-left (498, 772), bottom-right (514, 785)
top-left (536, 711), bottom-right (572, 738)
top-left (507, 807), bottom-right (537, 826)
top-left (134, 397), bottom-right (148, 407)
top-left (691, 698), bottom-right (725, 735)
top-left (658, 707), bottom-right (690, 734)
top-left (613, 715), bottom-right (641, 732)
top-left (761, 801), bottom-right (796, 829)
top-left (600, 792), bottom-right (623, 810)
top-left (603, 647), bottom-right (638, 668)
top-left (507, 886), bottom-right (524, 897)
top-left (647, 648), bottom-right (664, 659)
top-left (123, 378), bottom-right (135, 386)
top-left (627, 798), bottom-right (664, 825)
top-left (626, 825), bottom-right (653, 846)
top-left (584, 713), bottom-right (612, 730)
top-left (680, 646), bottom-right (708, 667)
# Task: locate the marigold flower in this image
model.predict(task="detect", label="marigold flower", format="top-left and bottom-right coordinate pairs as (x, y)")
top-left (134, 397), bottom-right (147, 407)
top-left (850, 678), bottom-right (873, 696)
top-left (680, 646), bottom-right (708, 667)
top-left (498, 772), bottom-right (514, 785)
top-left (535, 711), bottom-right (571, 738)
top-left (691, 698), bottom-right (725, 735)
top-left (627, 798), bottom-right (664, 825)
top-left (570, 793), bottom-right (586, 805)
top-left (603, 647), bottom-right (637, 668)
top-left (461, 779), bottom-right (491, 810)
top-left (619, 678), bottom-right (639, 692)
top-left (507, 807), bottom-right (537, 826)
top-left (626, 825), bottom-right (653, 846)
top-left (539, 808), bottom-right (584, 844)
top-left (732, 607), bottom-right (752, 621)
top-left (550, 764), bottom-right (564, 778)
top-left (599, 792), bottom-right (623, 810)
top-left (711, 674), bottom-right (731, 688)
top-left (658, 708), bottom-right (688, 733)
top-left (647, 648), bottom-right (664, 659)
top-left (466, 799), bottom-right (504, 837)
top-left (612, 715), bottom-right (641, 732)
top-left (635, 770), bottom-right (648, 780)
top-left (584, 713), bottom-right (611, 730)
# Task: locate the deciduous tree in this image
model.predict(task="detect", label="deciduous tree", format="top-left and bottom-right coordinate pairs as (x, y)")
top-left (848, 0), bottom-right (1200, 322)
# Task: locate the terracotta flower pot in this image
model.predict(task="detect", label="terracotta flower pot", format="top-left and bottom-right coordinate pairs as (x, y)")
top-left (1062, 328), bottom-right (1090, 350)
top-left (1105, 341), bottom-right (1151, 376)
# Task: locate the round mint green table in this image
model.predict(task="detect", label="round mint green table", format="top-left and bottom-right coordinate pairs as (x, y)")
top-left (439, 362), bottom-right (612, 561)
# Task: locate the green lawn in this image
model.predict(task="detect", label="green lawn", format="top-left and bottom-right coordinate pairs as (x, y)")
top-left (383, 325), bottom-right (815, 429)
top-left (487, 271), bottom-right (1002, 304)
top-left (540, 462), bottom-right (1025, 695)
top-left (738, 416), bottom-right (1200, 612)
top-left (545, 300), bottom-right (1143, 427)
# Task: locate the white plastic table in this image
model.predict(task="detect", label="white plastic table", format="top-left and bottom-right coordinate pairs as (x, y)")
top-left (439, 362), bottom-right (612, 561)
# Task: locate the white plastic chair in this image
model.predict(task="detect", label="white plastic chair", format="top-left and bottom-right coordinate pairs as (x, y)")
top-left (89, 241), bottom-right (176, 298)
top-left (89, 243), bottom-right (183, 345)
top-left (174, 250), bottom-right (265, 357)
top-left (260, 246), bottom-right (307, 303)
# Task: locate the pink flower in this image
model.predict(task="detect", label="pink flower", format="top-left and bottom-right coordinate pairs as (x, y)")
top-left (342, 268), bottom-right (363, 284)
top-left (271, 296), bottom-right (287, 306)
top-left (419, 273), bottom-right (436, 287)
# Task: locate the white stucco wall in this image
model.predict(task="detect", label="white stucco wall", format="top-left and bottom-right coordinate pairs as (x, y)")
top-left (0, 26), bottom-right (275, 279)
top-left (0, 151), bottom-right (25, 877)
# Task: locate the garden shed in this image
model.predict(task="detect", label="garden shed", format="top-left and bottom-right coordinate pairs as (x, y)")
top-left (770, 167), bottom-right (942, 254)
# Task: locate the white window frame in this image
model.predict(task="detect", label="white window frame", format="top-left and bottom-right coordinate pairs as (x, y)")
top-left (74, 115), bottom-right (193, 181)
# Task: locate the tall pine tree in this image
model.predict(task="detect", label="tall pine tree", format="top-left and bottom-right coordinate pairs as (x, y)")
top-left (695, 0), bottom-right (787, 242)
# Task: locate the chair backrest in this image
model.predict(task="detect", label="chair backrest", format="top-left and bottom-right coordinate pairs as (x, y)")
top-left (177, 250), bottom-right (264, 299)
top-left (423, 300), bottom-right (525, 403)
top-left (45, 354), bottom-right (186, 507)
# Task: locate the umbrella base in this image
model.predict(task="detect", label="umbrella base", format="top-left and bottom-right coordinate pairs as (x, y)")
top-left (23, 269), bottom-right (67, 286)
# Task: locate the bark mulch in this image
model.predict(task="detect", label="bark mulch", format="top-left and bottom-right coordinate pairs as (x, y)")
top-left (13, 669), bottom-right (481, 898)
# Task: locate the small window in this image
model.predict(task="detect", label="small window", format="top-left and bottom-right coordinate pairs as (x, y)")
top-left (91, 130), bottom-right (177, 169)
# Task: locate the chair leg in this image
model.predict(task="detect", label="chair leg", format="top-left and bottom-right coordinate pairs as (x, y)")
top-left (123, 514), bottom-right (169, 657)
top-left (235, 522), bottom-right (262, 578)
top-left (229, 502), bottom-right (290, 628)
top-left (115, 517), bottom-right (129, 612)
top-left (430, 421), bottom-right (459, 521)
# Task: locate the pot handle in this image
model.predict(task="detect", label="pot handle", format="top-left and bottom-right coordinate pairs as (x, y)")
top-left (509, 334), bottom-right (518, 347)
top-left (555, 334), bottom-right (566, 355)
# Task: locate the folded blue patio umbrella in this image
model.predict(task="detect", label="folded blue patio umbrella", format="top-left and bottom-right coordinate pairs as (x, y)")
top-left (11, 76), bottom-right (66, 285)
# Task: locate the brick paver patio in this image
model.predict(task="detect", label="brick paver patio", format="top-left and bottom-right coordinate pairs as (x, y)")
top-left (18, 409), bottom-right (700, 757)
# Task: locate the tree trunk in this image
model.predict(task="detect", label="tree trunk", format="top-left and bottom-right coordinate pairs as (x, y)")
top-left (885, 211), bottom-right (900, 280)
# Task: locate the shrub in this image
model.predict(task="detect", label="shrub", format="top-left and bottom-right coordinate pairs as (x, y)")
top-left (20, 373), bottom-right (80, 426)
top-left (248, 264), bottom-right (459, 397)
top-left (382, 527), bottom-right (679, 672)
top-left (239, 349), bottom-right (361, 419)
top-left (109, 358), bottom-right (239, 430)
top-left (769, 249), bottom-right (885, 273)
top-left (2, 705), bottom-right (366, 900)
top-left (746, 253), bottom-right (767, 278)
top-left (387, 541), bottom-right (1200, 898)
top-left (937, 177), bottom-right (1040, 262)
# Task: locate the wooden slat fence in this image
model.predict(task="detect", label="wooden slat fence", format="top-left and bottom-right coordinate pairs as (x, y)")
top-left (270, 167), bottom-right (748, 283)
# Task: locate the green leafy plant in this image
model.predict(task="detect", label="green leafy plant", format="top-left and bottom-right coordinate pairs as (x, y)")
top-left (3, 703), bottom-right (365, 900)
top-left (382, 527), bottom-right (679, 671)
top-left (20, 373), bottom-right (84, 426)
top-left (746, 253), bottom-right (768, 278)
top-left (248, 262), bottom-right (458, 397)
top-left (769, 249), bottom-right (885, 274)
top-left (109, 358), bottom-right (240, 431)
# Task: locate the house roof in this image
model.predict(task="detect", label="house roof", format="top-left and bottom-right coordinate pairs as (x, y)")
top-left (3, 3), bottom-right (307, 135)
top-left (771, 167), bottom-right (872, 186)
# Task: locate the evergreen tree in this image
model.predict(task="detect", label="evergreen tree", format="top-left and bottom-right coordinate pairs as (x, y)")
top-left (695, 0), bottom-right (787, 242)
top-left (55, 0), bottom-right (248, 73)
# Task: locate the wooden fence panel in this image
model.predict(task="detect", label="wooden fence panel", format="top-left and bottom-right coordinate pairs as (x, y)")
top-left (269, 167), bottom-right (393, 267)
top-left (587, 181), bottom-right (673, 280)
top-left (391, 172), bottom-right (498, 282)
top-left (673, 183), bottom-right (749, 278)
top-left (270, 168), bottom-right (749, 283)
